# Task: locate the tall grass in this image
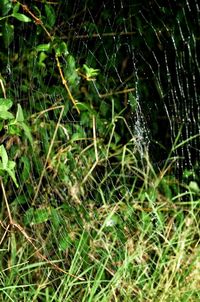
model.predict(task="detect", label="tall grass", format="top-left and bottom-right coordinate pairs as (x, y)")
top-left (0, 121), bottom-right (199, 301)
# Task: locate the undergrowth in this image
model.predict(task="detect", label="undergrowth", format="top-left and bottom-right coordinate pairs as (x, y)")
top-left (0, 1), bottom-right (199, 301)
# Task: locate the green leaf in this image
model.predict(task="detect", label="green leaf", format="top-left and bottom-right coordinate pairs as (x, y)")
top-left (7, 160), bottom-right (15, 170)
top-left (1, 0), bottom-right (12, 16)
top-left (38, 52), bottom-right (48, 65)
top-left (83, 64), bottom-right (99, 80)
top-left (20, 122), bottom-right (33, 145)
top-left (55, 41), bottom-right (69, 57)
top-left (13, 3), bottom-right (20, 14)
top-left (25, 208), bottom-right (49, 225)
top-left (0, 98), bottom-right (13, 110)
top-left (2, 22), bottom-right (14, 47)
top-left (24, 208), bottom-right (34, 225)
top-left (6, 166), bottom-right (18, 188)
top-left (36, 43), bottom-right (51, 52)
top-left (13, 195), bottom-right (27, 205)
top-left (50, 208), bottom-right (62, 229)
top-left (189, 181), bottom-right (200, 193)
top-left (0, 145), bottom-right (8, 169)
top-left (0, 145), bottom-right (18, 187)
top-left (0, 111), bottom-right (14, 120)
top-left (12, 12), bottom-right (31, 23)
top-left (45, 4), bottom-right (56, 27)
top-left (8, 124), bottom-right (21, 136)
top-left (33, 208), bottom-right (49, 224)
top-left (76, 102), bottom-right (95, 113)
top-left (15, 104), bottom-right (24, 122)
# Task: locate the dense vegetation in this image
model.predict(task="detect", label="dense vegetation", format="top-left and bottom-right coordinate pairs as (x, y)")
top-left (0, 1), bottom-right (199, 301)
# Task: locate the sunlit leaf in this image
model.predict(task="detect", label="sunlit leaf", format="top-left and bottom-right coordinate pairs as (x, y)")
top-left (0, 145), bottom-right (8, 169)
top-left (0, 111), bottom-right (14, 120)
top-left (0, 98), bottom-right (13, 110)
top-left (12, 12), bottom-right (31, 23)
top-left (36, 43), bottom-right (51, 52)
top-left (189, 181), bottom-right (199, 193)
top-left (15, 104), bottom-right (24, 122)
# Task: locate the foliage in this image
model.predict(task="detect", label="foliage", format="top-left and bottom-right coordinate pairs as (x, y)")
top-left (0, 1), bottom-right (199, 301)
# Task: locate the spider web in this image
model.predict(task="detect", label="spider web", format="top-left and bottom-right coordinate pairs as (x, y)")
top-left (1, 0), bottom-right (200, 292)
top-left (55, 0), bottom-right (199, 173)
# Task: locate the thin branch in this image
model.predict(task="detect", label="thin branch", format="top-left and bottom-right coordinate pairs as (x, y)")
top-left (99, 87), bottom-right (135, 98)
top-left (0, 79), bottom-right (7, 98)
top-left (55, 55), bottom-right (80, 113)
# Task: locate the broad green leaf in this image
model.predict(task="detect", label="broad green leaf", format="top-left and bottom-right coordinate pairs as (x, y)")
top-left (0, 98), bottom-right (13, 110)
top-left (45, 4), bottom-right (56, 27)
top-left (15, 104), bottom-right (24, 122)
top-left (12, 12), bottom-right (31, 23)
top-left (36, 43), bottom-right (50, 52)
top-left (0, 145), bottom-right (8, 169)
top-left (2, 22), bottom-right (14, 47)
top-left (0, 110), bottom-right (14, 120)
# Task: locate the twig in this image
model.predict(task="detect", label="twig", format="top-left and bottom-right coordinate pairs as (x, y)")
top-left (0, 222), bottom-right (10, 246)
top-left (55, 55), bottom-right (80, 113)
top-left (13, 0), bottom-right (79, 113)
top-left (99, 87), bottom-right (135, 98)
top-left (0, 79), bottom-right (6, 98)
